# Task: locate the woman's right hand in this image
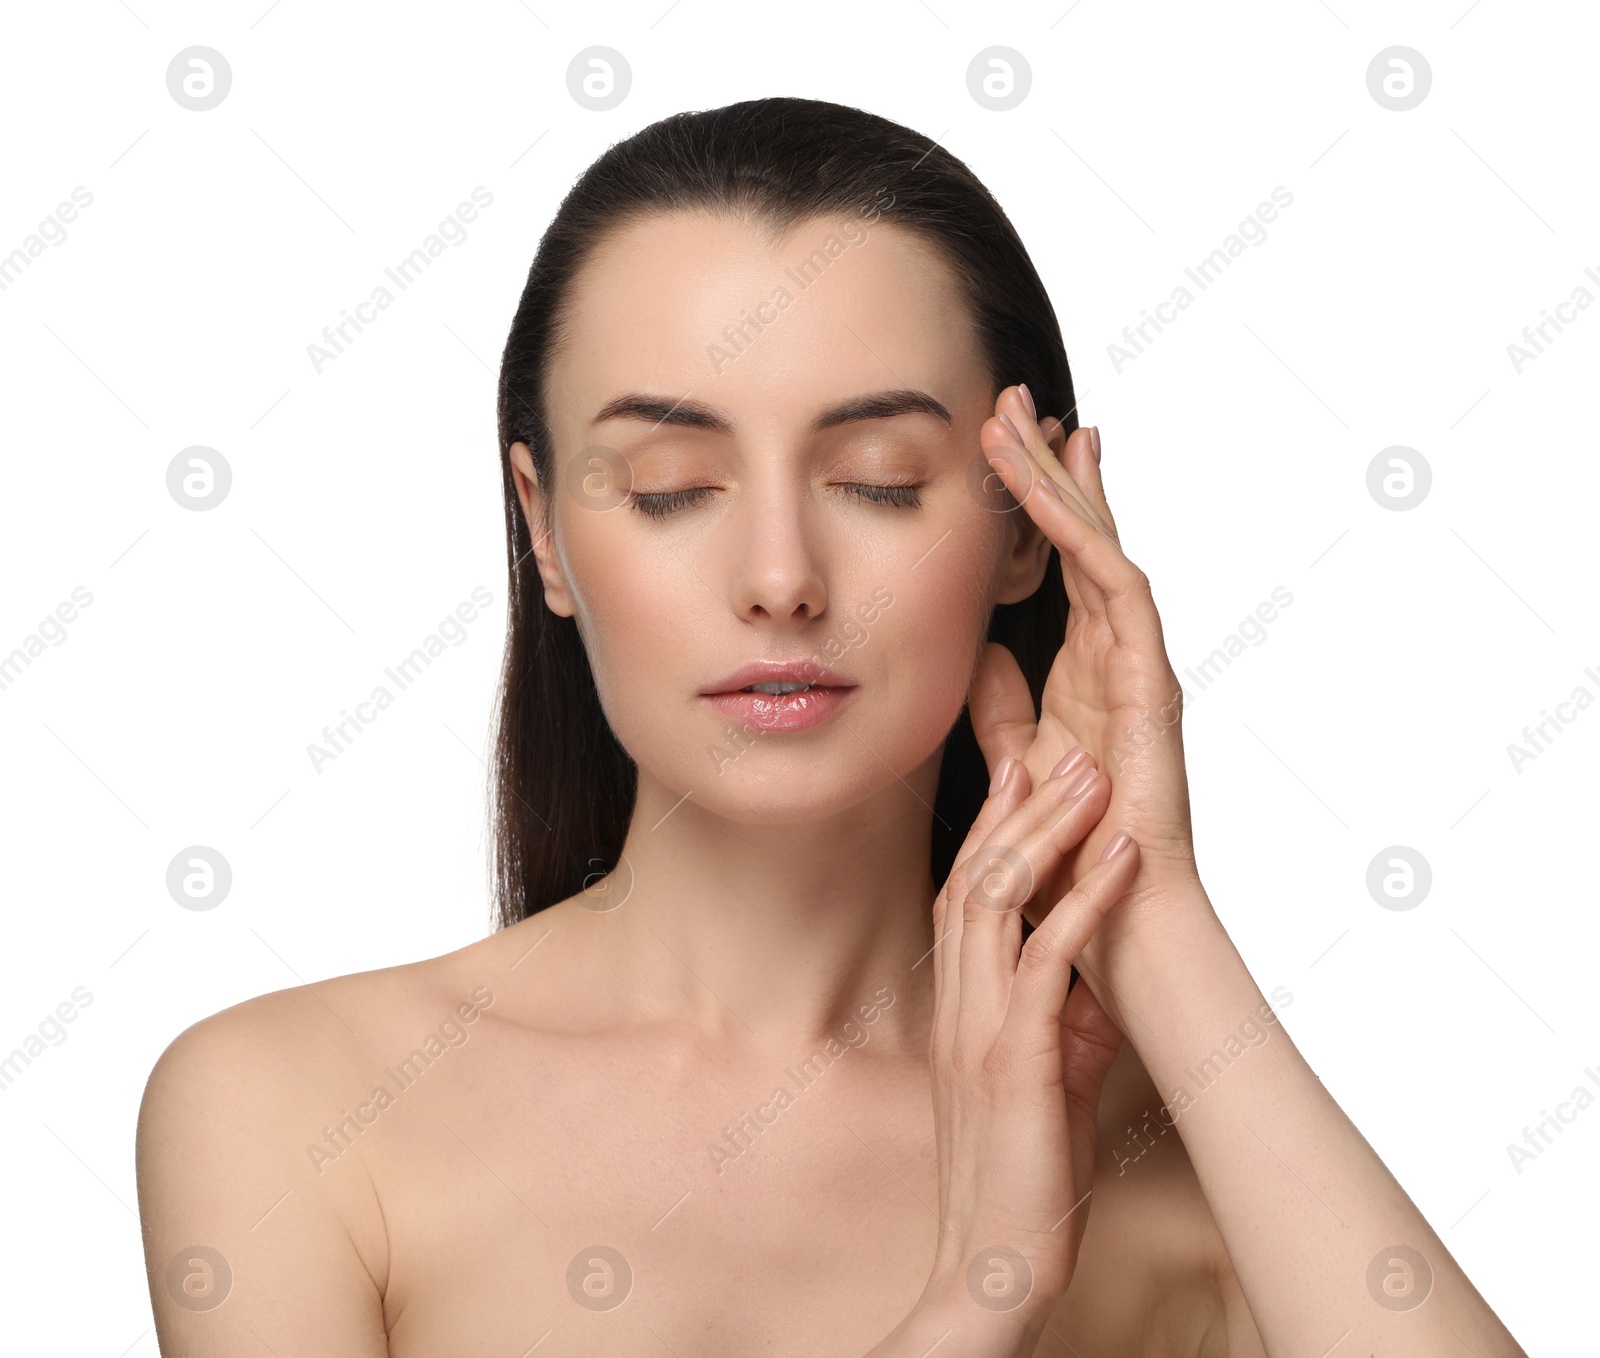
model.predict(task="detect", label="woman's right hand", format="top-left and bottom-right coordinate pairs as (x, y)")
top-left (914, 738), bottom-right (1141, 1352)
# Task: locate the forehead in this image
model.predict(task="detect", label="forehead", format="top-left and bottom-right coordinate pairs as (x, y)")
top-left (547, 209), bottom-right (990, 426)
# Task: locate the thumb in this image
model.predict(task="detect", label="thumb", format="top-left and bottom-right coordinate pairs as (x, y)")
top-left (967, 641), bottom-right (1037, 779)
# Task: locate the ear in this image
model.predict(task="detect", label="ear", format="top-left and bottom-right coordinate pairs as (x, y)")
top-left (994, 502), bottom-right (1055, 605)
top-left (1039, 415), bottom-right (1069, 461)
top-left (508, 442), bottom-right (576, 618)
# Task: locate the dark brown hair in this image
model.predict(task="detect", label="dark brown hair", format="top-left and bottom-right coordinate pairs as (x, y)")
top-left (489, 96), bottom-right (1075, 931)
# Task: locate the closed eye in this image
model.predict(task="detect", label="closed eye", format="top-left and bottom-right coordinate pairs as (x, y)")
top-left (629, 487), bottom-right (716, 519)
top-left (628, 482), bottom-right (923, 519)
top-left (838, 482), bottom-right (922, 509)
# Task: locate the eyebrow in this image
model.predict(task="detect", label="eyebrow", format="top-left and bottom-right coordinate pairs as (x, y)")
top-left (591, 388), bottom-right (953, 434)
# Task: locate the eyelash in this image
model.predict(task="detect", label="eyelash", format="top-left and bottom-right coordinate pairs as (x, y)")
top-left (628, 483), bottom-right (923, 519)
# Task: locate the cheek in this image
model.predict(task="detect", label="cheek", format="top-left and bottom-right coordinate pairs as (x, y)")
top-left (556, 523), bottom-right (689, 733)
top-left (875, 523), bottom-right (1010, 746)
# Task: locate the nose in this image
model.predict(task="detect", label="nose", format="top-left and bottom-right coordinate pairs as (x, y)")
top-left (726, 474), bottom-right (828, 624)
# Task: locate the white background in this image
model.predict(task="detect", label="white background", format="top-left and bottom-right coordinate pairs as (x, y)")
top-left (1, 0), bottom-right (1594, 1352)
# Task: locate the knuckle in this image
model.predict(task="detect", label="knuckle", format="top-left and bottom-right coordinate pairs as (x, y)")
top-left (960, 890), bottom-right (991, 927)
top-left (1017, 931), bottom-right (1055, 975)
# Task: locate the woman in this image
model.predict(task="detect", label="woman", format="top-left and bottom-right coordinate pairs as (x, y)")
top-left (137, 98), bottom-right (1528, 1356)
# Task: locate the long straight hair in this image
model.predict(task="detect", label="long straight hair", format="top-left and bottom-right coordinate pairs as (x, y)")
top-left (490, 96), bottom-right (1075, 931)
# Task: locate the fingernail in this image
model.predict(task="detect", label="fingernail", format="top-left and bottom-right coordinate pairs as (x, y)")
top-left (1018, 383), bottom-right (1036, 420)
top-left (997, 412), bottom-right (1024, 446)
top-left (1099, 829), bottom-right (1132, 861)
top-left (1033, 474), bottom-right (1062, 502)
top-left (989, 755), bottom-right (1017, 796)
top-left (1089, 426), bottom-right (1101, 464)
top-left (1064, 766), bottom-right (1098, 798)
top-left (1048, 746), bottom-right (1090, 780)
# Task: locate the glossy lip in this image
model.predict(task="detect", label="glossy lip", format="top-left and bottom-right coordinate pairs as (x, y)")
top-left (698, 659), bottom-right (858, 696)
top-left (701, 685), bottom-right (858, 733)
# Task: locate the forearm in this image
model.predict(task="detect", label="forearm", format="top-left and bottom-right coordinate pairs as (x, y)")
top-left (1103, 889), bottom-right (1526, 1357)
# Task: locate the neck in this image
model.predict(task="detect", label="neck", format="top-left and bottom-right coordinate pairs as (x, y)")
top-left (579, 751), bottom-right (945, 1059)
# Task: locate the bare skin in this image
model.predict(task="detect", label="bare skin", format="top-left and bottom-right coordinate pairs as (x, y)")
top-left (138, 207), bottom-right (1527, 1355)
top-left (135, 909), bottom-right (1238, 1357)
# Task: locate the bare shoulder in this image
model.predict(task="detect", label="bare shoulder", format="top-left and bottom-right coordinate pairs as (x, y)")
top-left (135, 921), bottom-right (530, 1354)
top-left (140, 912), bottom-right (539, 1120)
top-left (1049, 1037), bottom-right (1266, 1357)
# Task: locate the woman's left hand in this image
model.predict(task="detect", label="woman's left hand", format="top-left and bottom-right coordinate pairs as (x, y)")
top-left (969, 385), bottom-right (1204, 1013)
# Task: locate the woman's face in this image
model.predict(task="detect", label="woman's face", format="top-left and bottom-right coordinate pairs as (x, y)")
top-left (510, 208), bottom-right (1050, 823)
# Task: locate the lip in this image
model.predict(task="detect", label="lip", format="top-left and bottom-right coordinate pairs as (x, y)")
top-left (699, 659), bottom-right (858, 696)
top-left (699, 659), bottom-right (859, 734)
top-left (701, 685), bottom-right (858, 732)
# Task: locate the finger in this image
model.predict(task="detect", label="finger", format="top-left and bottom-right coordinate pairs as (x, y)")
top-left (931, 753), bottom-right (1031, 1054)
top-left (1005, 832), bottom-right (1140, 1045)
top-left (983, 410), bottom-right (1109, 621)
top-left (984, 422), bottom-right (1163, 646)
top-left (1058, 974), bottom-right (1126, 1222)
top-left (1063, 423), bottom-right (1120, 545)
top-left (1039, 414), bottom-right (1068, 461)
top-left (951, 765), bottom-right (1112, 1062)
top-left (933, 751), bottom-right (1028, 944)
top-left (968, 642), bottom-right (1038, 775)
top-left (999, 386), bottom-right (1114, 540)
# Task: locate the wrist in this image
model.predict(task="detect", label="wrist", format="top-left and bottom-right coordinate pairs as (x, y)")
top-left (1091, 884), bottom-right (1280, 1078)
top-left (1081, 877), bottom-right (1227, 1034)
top-left (1104, 872), bottom-right (1219, 967)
